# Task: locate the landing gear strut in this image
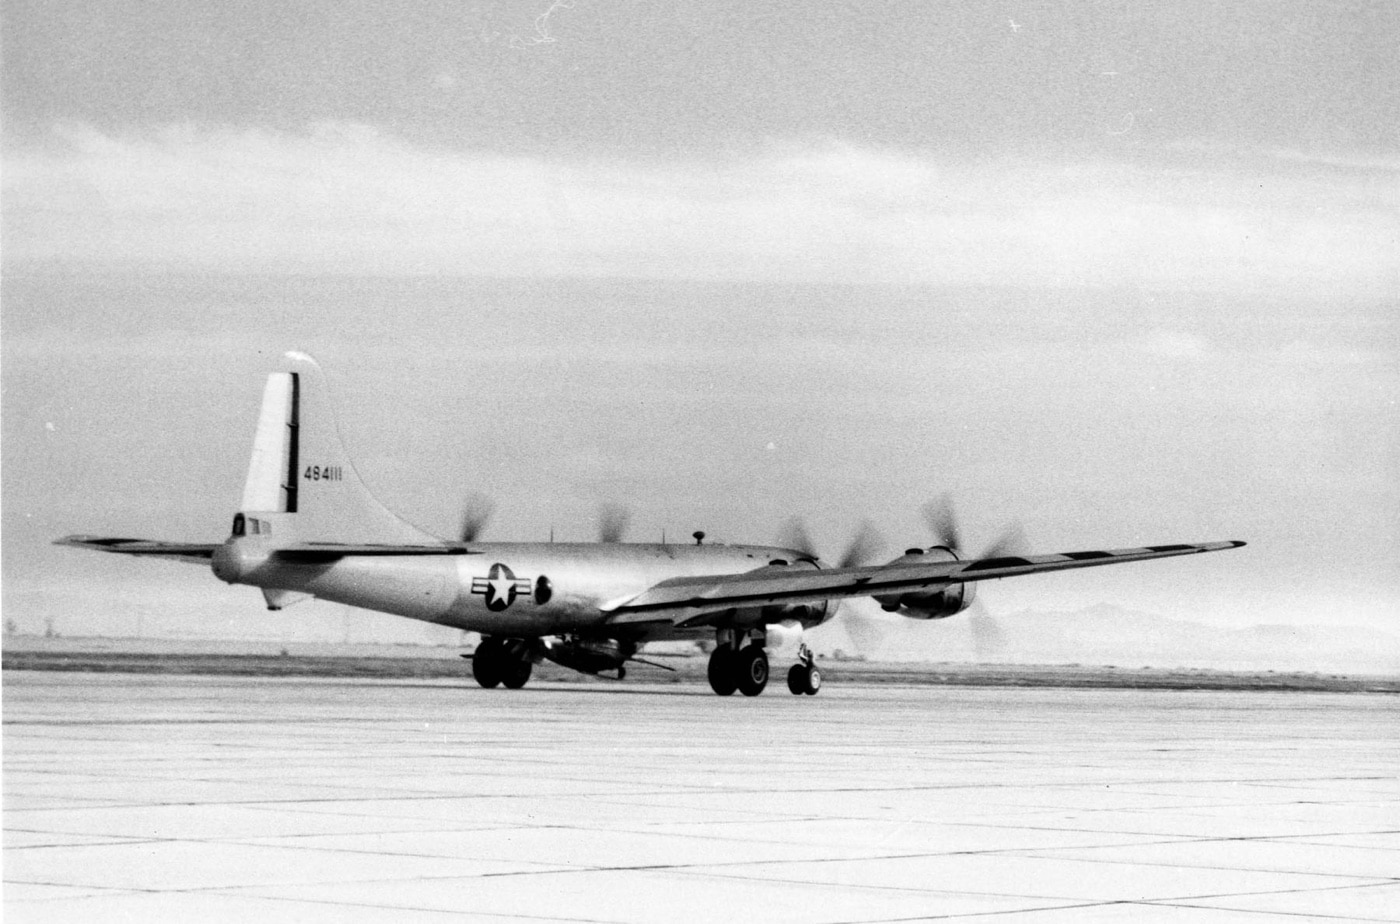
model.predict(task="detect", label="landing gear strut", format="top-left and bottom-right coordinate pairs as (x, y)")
top-left (471, 637), bottom-right (534, 690)
top-left (706, 631), bottom-right (769, 697)
top-left (786, 643), bottom-right (821, 696)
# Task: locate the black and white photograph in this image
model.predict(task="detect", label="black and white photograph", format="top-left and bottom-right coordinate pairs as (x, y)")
top-left (3, 2), bottom-right (1397, 921)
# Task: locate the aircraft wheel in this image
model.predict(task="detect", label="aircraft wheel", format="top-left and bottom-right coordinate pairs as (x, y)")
top-left (787, 662), bottom-right (822, 696)
top-left (472, 638), bottom-right (502, 689)
top-left (707, 647), bottom-right (738, 696)
top-left (501, 656), bottom-right (533, 689)
top-left (787, 664), bottom-right (806, 695)
top-left (736, 645), bottom-right (769, 697)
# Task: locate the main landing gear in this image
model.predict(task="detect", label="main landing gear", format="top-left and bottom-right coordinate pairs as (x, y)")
top-left (707, 640), bottom-right (769, 696)
top-left (707, 632), bottom-right (820, 697)
top-left (471, 637), bottom-right (533, 689)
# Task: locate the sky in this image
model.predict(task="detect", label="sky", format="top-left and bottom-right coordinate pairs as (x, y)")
top-left (3, 1), bottom-right (1397, 651)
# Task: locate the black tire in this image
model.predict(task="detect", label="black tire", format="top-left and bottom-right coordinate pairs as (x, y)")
top-left (501, 656), bottom-right (533, 689)
top-left (787, 664), bottom-right (806, 695)
top-left (737, 646), bottom-right (769, 697)
top-left (472, 638), bottom-right (502, 689)
top-left (707, 648), bottom-right (738, 696)
top-left (804, 666), bottom-right (821, 695)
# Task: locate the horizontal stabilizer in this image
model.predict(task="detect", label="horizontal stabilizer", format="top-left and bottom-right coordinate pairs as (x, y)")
top-left (54, 536), bottom-right (218, 565)
top-left (270, 542), bottom-right (476, 561)
top-left (57, 535), bottom-right (478, 565)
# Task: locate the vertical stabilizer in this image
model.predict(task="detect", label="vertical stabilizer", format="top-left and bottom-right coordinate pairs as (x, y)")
top-left (238, 352), bottom-right (437, 546)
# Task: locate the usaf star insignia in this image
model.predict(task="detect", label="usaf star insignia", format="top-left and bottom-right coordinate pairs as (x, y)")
top-left (471, 563), bottom-right (532, 611)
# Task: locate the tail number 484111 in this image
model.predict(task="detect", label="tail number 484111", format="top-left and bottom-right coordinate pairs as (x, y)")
top-left (305, 465), bottom-right (343, 482)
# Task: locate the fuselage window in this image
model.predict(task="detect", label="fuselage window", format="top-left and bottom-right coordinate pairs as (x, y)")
top-left (232, 513), bottom-right (246, 537)
top-left (535, 575), bottom-right (553, 605)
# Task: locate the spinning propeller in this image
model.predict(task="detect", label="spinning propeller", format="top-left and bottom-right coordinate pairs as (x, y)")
top-left (777, 498), bottom-right (1028, 661)
top-left (778, 517), bottom-right (886, 569)
top-left (597, 502), bottom-right (632, 543)
top-left (922, 494), bottom-right (1027, 661)
top-left (778, 517), bottom-right (890, 656)
top-left (459, 495), bottom-right (634, 544)
top-left (459, 492), bottom-right (496, 542)
top-left (922, 494), bottom-right (1027, 563)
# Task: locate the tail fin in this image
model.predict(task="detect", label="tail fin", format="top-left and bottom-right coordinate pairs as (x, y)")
top-left (237, 351), bottom-right (436, 545)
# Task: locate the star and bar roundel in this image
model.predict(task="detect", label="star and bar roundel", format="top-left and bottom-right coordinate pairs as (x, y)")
top-left (471, 563), bottom-right (535, 611)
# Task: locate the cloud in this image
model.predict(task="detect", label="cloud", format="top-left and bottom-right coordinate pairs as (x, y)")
top-left (4, 123), bottom-right (1396, 293)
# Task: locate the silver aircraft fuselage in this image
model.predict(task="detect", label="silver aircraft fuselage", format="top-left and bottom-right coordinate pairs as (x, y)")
top-left (213, 538), bottom-right (827, 640)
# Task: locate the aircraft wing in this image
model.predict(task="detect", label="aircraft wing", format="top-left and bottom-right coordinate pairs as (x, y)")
top-left (55, 535), bottom-right (221, 565)
top-left (605, 540), bottom-right (1245, 627)
top-left (56, 535), bottom-right (475, 565)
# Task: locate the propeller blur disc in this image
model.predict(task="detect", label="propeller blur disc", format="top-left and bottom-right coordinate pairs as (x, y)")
top-left (459, 492), bottom-right (496, 543)
top-left (598, 502), bottom-right (632, 543)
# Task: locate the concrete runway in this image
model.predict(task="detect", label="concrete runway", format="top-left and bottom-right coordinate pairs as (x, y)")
top-left (5, 672), bottom-right (1398, 923)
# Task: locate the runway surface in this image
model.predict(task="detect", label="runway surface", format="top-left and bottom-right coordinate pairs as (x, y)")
top-left (5, 672), bottom-right (1398, 922)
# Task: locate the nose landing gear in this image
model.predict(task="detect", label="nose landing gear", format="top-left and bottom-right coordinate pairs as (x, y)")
top-left (786, 643), bottom-right (821, 695)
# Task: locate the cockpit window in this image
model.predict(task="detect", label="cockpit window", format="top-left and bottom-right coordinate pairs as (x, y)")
top-left (232, 513), bottom-right (246, 537)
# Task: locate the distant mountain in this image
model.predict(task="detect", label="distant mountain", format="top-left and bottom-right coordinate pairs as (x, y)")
top-left (811, 602), bottom-right (1400, 674)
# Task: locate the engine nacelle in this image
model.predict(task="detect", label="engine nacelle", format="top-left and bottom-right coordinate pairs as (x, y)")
top-left (756, 558), bottom-right (831, 627)
top-left (871, 546), bottom-right (977, 620)
top-left (541, 637), bottom-right (634, 675)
